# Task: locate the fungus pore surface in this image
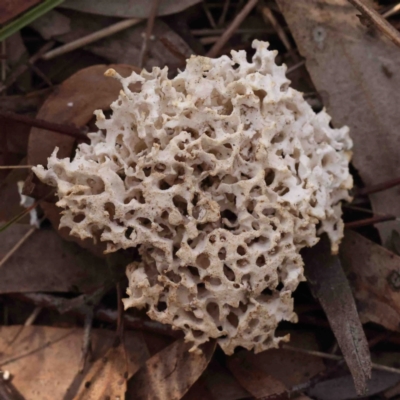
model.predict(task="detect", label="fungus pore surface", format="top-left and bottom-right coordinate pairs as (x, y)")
top-left (33, 40), bottom-right (353, 355)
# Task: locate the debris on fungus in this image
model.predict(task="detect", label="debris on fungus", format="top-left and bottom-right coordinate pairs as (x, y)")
top-left (33, 40), bottom-right (353, 354)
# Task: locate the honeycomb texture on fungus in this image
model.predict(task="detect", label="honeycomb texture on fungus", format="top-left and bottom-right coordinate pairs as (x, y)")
top-left (33, 40), bottom-right (353, 355)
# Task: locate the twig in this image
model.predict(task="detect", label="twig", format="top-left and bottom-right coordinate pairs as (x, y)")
top-left (0, 110), bottom-right (88, 141)
top-left (0, 165), bottom-right (33, 169)
top-left (0, 191), bottom-right (53, 233)
top-left (207, 0), bottom-right (260, 58)
top-left (286, 60), bottom-right (305, 74)
top-left (42, 18), bottom-right (141, 61)
top-left (191, 27), bottom-right (272, 36)
top-left (382, 2), bottom-right (400, 19)
top-left (356, 177), bottom-right (400, 196)
top-left (203, 2), bottom-right (217, 29)
top-left (1, 41), bottom-right (6, 82)
top-left (79, 308), bottom-right (94, 372)
top-left (260, 6), bottom-right (293, 55)
top-left (345, 214), bottom-right (397, 229)
top-left (116, 282), bottom-right (124, 338)
top-left (347, 0), bottom-right (400, 48)
top-left (12, 292), bottom-right (180, 338)
top-left (282, 344), bottom-right (400, 375)
top-left (0, 41), bottom-right (54, 93)
top-left (200, 36), bottom-right (220, 45)
top-left (28, 63), bottom-right (53, 88)
top-left (218, 0), bottom-right (231, 27)
top-left (0, 228), bottom-right (36, 270)
top-left (138, 0), bottom-right (161, 68)
top-left (159, 37), bottom-right (187, 63)
top-left (24, 306), bottom-right (42, 327)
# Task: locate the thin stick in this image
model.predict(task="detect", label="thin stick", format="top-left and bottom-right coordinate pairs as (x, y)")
top-left (0, 110), bottom-right (88, 141)
top-left (282, 344), bottom-right (400, 375)
top-left (218, 0), bottom-right (231, 27)
top-left (1, 41), bottom-right (5, 82)
top-left (79, 308), bottom-right (93, 372)
top-left (24, 306), bottom-right (42, 326)
top-left (0, 40), bottom-right (54, 94)
top-left (357, 177), bottom-right (400, 196)
top-left (0, 228), bottom-right (36, 270)
top-left (207, 0), bottom-right (259, 58)
top-left (260, 6), bottom-right (293, 53)
top-left (191, 27), bottom-right (272, 36)
top-left (0, 165), bottom-right (33, 169)
top-left (138, 0), bottom-right (161, 68)
top-left (12, 292), bottom-right (180, 338)
top-left (345, 215), bottom-right (397, 229)
top-left (286, 60), bottom-right (305, 74)
top-left (203, 2), bottom-right (217, 29)
top-left (42, 18), bottom-right (141, 61)
top-left (382, 3), bottom-right (400, 19)
top-left (347, 0), bottom-right (400, 48)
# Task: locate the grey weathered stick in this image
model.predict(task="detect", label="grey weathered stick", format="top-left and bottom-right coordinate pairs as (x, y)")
top-left (347, 0), bottom-right (400, 48)
top-left (302, 234), bottom-right (372, 395)
top-left (207, 0), bottom-right (259, 57)
top-left (42, 18), bottom-right (141, 61)
top-left (139, 0), bottom-right (161, 68)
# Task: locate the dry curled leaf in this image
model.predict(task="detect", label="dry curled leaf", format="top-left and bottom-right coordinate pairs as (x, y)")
top-left (127, 338), bottom-right (216, 400)
top-left (340, 229), bottom-right (400, 332)
top-left (302, 234), bottom-right (371, 395)
top-left (60, 0), bottom-right (202, 18)
top-left (0, 326), bottom-right (149, 400)
top-left (276, 0), bottom-right (400, 242)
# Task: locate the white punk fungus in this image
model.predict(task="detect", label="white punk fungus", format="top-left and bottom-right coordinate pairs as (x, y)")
top-left (33, 40), bottom-right (353, 354)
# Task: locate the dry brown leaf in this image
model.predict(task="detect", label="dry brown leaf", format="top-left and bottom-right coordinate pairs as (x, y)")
top-left (308, 370), bottom-right (400, 400)
top-left (56, 14), bottom-right (193, 72)
top-left (0, 0), bottom-right (40, 25)
top-left (302, 235), bottom-right (372, 395)
top-left (27, 64), bottom-right (139, 254)
top-left (276, 0), bottom-right (400, 242)
top-left (0, 224), bottom-right (125, 294)
top-left (60, 0), bottom-right (201, 19)
top-left (225, 331), bottom-right (324, 391)
top-left (127, 338), bottom-right (216, 400)
top-left (73, 340), bottom-right (128, 400)
top-left (340, 229), bottom-right (400, 332)
top-left (226, 353), bottom-right (287, 399)
top-left (201, 360), bottom-right (251, 400)
top-left (30, 9), bottom-right (71, 40)
top-left (0, 326), bottom-right (150, 400)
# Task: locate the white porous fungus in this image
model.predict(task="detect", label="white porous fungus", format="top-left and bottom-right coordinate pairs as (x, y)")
top-left (33, 40), bottom-right (353, 354)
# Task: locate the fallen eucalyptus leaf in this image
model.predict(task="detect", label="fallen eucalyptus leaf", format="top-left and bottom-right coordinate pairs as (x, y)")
top-left (127, 338), bottom-right (216, 400)
top-left (60, 0), bottom-right (202, 19)
top-left (302, 234), bottom-right (371, 395)
top-left (0, 224), bottom-right (125, 294)
top-left (340, 229), bottom-right (400, 332)
top-left (0, 326), bottom-right (149, 400)
top-left (276, 0), bottom-right (400, 242)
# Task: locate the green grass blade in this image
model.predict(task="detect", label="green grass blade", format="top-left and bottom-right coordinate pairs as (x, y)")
top-left (0, 0), bottom-right (65, 42)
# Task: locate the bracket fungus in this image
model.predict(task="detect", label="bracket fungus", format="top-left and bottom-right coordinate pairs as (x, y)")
top-left (33, 40), bottom-right (353, 355)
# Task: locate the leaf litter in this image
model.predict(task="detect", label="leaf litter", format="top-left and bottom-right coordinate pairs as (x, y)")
top-left (2, 0), bottom-right (400, 399)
